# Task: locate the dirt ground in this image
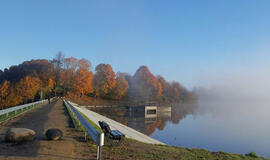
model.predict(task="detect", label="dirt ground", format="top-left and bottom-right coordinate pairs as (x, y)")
top-left (0, 99), bottom-right (97, 160)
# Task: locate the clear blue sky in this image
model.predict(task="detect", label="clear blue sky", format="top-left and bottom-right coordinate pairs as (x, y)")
top-left (1, 0), bottom-right (270, 88)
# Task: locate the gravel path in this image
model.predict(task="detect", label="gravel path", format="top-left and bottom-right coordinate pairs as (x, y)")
top-left (0, 99), bottom-right (96, 160)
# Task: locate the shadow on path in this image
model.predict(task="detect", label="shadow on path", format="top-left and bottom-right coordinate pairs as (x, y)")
top-left (0, 101), bottom-right (55, 157)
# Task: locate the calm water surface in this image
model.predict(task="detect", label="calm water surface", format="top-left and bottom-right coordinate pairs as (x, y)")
top-left (91, 101), bottom-right (270, 158)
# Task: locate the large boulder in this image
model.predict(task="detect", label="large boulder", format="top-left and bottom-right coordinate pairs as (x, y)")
top-left (5, 128), bottom-right (36, 143)
top-left (45, 128), bottom-right (63, 140)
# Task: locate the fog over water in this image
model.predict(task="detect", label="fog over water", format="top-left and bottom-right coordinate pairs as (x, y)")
top-left (195, 65), bottom-right (270, 118)
top-left (188, 67), bottom-right (270, 158)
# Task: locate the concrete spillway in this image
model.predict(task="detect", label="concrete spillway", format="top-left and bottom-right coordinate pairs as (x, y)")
top-left (69, 102), bottom-right (165, 145)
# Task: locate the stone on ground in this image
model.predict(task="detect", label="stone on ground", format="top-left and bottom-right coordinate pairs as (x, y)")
top-left (5, 128), bottom-right (36, 143)
top-left (45, 128), bottom-right (63, 140)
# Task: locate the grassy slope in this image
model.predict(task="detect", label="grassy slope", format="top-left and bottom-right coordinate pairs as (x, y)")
top-left (99, 139), bottom-right (268, 160)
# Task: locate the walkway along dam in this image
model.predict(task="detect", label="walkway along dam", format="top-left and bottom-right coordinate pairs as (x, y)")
top-left (0, 98), bottom-right (165, 160)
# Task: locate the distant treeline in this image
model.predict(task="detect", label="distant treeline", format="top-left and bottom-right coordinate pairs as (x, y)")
top-left (0, 52), bottom-right (196, 109)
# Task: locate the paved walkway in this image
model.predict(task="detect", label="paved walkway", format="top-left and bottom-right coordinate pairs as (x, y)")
top-left (69, 101), bottom-right (165, 145)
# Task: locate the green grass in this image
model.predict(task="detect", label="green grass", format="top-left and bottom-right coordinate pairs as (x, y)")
top-left (125, 137), bottom-right (143, 143)
top-left (63, 101), bottom-right (102, 133)
top-left (77, 110), bottom-right (102, 133)
top-left (64, 101), bottom-right (85, 131)
top-left (0, 114), bottom-right (7, 123)
top-left (101, 141), bottom-right (269, 160)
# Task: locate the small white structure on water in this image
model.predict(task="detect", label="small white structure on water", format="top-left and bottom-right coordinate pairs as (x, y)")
top-left (144, 106), bottom-right (157, 118)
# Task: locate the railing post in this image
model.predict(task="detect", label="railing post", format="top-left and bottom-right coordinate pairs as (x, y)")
top-left (97, 145), bottom-right (102, 160)
top-left (97, 133), bottom-right (104, 160)
top-left (85, 132), bottom-right (87, 141)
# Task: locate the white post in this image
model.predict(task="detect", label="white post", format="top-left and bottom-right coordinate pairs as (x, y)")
top-left (85, 132), bottom-right (87, 141)
top-left (96, 133), bottom-right (104, 160)
top-left (97, 146), bottom-right (102, 160)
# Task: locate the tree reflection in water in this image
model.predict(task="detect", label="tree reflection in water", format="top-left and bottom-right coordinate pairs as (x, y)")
top-left (90, 103), bottom-right (197, 136)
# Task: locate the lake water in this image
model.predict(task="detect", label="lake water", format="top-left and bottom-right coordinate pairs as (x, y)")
top-left (90, 100), bottom-right (270, 158)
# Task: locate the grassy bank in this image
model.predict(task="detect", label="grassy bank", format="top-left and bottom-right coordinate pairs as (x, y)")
top-left (97, 138), bottom-right (268, 160)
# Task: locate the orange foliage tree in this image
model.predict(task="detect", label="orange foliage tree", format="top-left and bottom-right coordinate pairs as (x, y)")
top-left (62, 57), bottom-right (78, 93)
top-left (61, 57), bottom-right (93, 96)
top-left (73, 68), bottom-right (94, 96)
top-left (15, 76), bottom-right (41, 103)
top-left (93, 64), bottom-right (116, 98)
top-left (4, 87), bottom-right (22, 108)
top-left (0, 54), bottom-right (195, 107)
top-left (42, 78), bottom-right (55, 98)
top-left (0, 81), bottom-right (10, 109)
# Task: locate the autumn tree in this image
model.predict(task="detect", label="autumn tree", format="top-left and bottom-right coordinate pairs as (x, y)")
top-left (157, 76), bottom-right (172, 103)
top-left (25, 60), bottom-right (55, 98)
top-left (73, 59), bottom-right (93, 96)
top-left (93, 64), bottom-right (116, 98)
top-left (111, 73), bottom-right (129, 100)
top-left (73, 68), bottom-right (93, 96)
top-left (42, 78), bottom-right (55, 97)
top-left (51, 52), bottom-right (64, 89)
top-left (61, 57), bottom-right (93, 95)
top-left (0, 59), bottom-right (55, 99)
top-left (129, 66), bottom-right (162, 102)
top-left (169, 82), bottom-right (187, 102)
top-left (0, 81), bottom-right (10, 109)
top-left (1, 59), bottom-right (54, 83)
top-left (15, 76), bottom-right (41, 103)
top-left (61, 57), bottom-right (79, 93)
top-left (78, 59), bottom-right (91, 70)
top-left (4, 87), bottom-right (22, 108)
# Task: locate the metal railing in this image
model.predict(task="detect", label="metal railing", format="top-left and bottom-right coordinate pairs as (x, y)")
top-left (0, 99), bottom-right (48, 123)
top-left (64, 100), bottom-right (104, 160)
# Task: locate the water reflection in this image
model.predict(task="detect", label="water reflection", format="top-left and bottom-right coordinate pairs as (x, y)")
top-left (89, 102), bottom-right (270, 158)
top-left (90, 103), bottom-right (197, 136)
